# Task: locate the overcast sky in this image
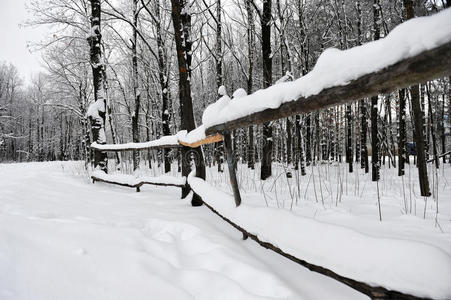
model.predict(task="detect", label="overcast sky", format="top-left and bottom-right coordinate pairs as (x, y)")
top-left (0, 0), bottom-right (47, 84)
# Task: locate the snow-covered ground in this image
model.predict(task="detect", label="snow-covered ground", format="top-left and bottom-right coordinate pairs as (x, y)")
top-left (126, 158), bottom-right (451, 298)
top-left (0, 161), bottom-right (366, 300)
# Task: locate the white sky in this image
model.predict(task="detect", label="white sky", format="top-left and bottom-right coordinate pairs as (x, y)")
top-left (0, 0), bottom-right (47, 84)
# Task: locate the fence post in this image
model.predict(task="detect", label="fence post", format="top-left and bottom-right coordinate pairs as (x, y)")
top-left (224, 131), bottom-right (247, 239)
top-left (223, 132), bottom-right (241, 206)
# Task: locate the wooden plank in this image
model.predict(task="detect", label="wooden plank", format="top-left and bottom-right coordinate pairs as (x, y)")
top-left (91, 176), bottom-right (185, 191)
top-left (137, 181), bottom-right (185, 188)
top-left (178, 134), bottom-right (223, 148)
top-left (92, 176), bottom-right (137, 188)
top-left (205, 41), bottom-right (451, 135)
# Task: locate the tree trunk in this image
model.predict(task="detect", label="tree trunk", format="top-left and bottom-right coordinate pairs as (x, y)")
top-left (398, 89), bottom-right (407, 176)
top-left (411, 85), bottom-right (431, 196)
top-left (170, 0), bottom-right (205, 205)
top-left (102, 69), bottom-right (120, 165)
top-left (404, 0), bottom-right (431, 196)
top-left (371, 0), bottom-right (381, 182)
top-left (247, 0), bottom-right (255, 169)
top-left (215, 0), bottom-right (224, 173)
top-left (306, 114), bottom-right (312, 165)
top-left (346, 104), bottom-right (353, 172)
top-left (426, 83), bottom-right (439, 169)
top-left (131, 0), bottom-right (141, 171)
top-left (155, 0), bottom-right (171, 173)
top-left (260, 0), bottom-right (273, 180)
top-left (87, 0), bottom-right (107, 173)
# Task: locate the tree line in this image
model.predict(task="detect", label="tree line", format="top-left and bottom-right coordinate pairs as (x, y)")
top-left (1, 0), bottom-right (450, 201)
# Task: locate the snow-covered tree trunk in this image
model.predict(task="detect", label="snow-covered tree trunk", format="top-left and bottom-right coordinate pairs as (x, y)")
top-left (131, 0), bottom-right (141, 171)
top-left (260, 0), bottom-right (273, 180)
top-left (87, 0), bottom-right (107, 173)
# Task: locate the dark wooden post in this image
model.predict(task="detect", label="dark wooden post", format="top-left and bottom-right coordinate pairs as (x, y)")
top-left (223, 132), bottom-right (241, 207)
top-left (224, 131), bottom-right (247, 240)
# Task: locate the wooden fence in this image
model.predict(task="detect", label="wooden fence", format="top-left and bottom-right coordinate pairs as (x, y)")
top-left (89, 32), bottom-right (451, 299)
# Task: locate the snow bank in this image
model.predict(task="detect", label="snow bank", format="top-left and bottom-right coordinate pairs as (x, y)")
top-left (4, 162), bottom-right (366, 300)
top-left (202, 9), bottom-right (451, 128)
top-left (91, 170), bottom-right (186, 186)
top-left (188, 174), bottom-right (451, 299)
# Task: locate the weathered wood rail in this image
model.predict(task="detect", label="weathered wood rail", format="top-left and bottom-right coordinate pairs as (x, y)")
top-left (89, 17), bottom-right (451, 299)
top-left (199, 199), bottom-right (430, 300)
top-left (92, 175), bottom-right (186, 192)
top-left (205, 40), bottom-right (451, 135)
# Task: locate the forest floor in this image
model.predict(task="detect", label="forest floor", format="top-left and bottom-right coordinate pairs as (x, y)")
top-left (0, 161), bottom-right (365, 300)
top-left (1, 160), bottom-right (451, 299)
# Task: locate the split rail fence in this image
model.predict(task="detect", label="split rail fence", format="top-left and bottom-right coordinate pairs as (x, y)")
top-left (90, 29), bottom-right (451, 299)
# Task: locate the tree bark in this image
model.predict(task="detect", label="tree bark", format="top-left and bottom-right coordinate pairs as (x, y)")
top-left (170, 0), bottom-right (206, 205)
top-left (131, 0), bottom-right (141, 171)
top-left (155, 0), bottom-right (171, 173)
top-left (215, 0), bottom-right (224, 173)
top-left (371, 0), bottom-right (381, 182)
top-left (398, 89), bottom-right (407, 175)
top-left (404, 0), bottom-right (431, 196)
top-left (87, 0), bottom-right (107, 173)
top-left (246, 0), bottom-right (255, 169)
top-left (260, 0), bottom-right (273, 180)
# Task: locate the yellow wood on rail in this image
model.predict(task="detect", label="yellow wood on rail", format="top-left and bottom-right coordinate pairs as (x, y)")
top-left (178, 133), bottom-right (223, 148)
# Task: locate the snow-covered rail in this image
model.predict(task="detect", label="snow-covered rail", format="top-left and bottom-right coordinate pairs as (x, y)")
top-left (206, 40), bottom-right (451, 135)
top-left (188, 174), bottom-right (451, 300)
top-left (90, 129), bottom-right (223, 152)
top-left (91, 171), bottom-right (186, 192)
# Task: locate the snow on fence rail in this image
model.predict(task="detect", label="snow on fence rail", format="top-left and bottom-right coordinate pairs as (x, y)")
top-left (204, 8), bottom-right (451, 134)
top-left (91, 170), bottom-right (186, 192)
top-left (188, 173), bottom-right (451, 300)
top-left (90, 134), bottom-right (181, 151)
top-left (91, 128), bottom-right (223, 151)
top-left (88, 10), bottom-right (451, 300)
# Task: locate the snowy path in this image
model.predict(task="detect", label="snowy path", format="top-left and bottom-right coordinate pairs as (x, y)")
top-left (0, 162), bottom-right (365, 300)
